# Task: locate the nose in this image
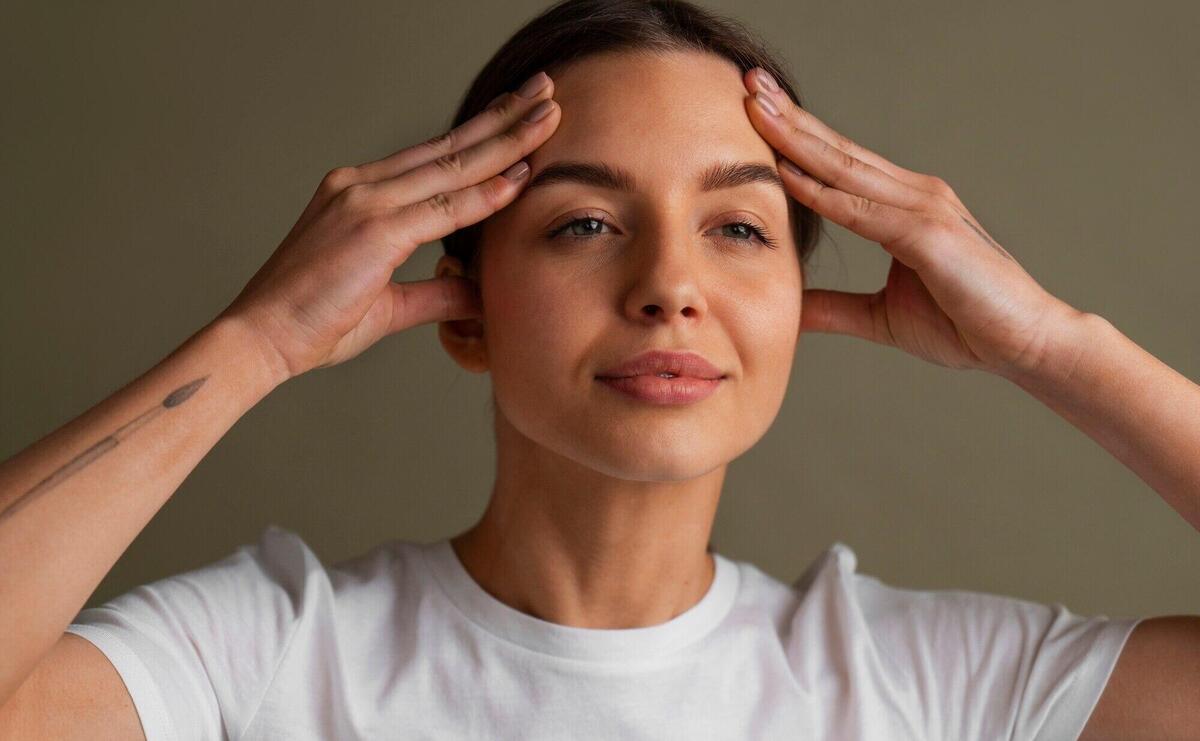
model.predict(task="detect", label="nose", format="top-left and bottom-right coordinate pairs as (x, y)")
top-left (621, 226), bottom-right (709, 326)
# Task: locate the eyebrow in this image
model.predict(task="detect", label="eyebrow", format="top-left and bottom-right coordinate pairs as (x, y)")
top-left (524, 159), bottom-right (786, 198)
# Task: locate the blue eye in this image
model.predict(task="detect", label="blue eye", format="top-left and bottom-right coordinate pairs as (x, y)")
top-left (555, 216), bottom-right (612, 238)
top-left (548, 216), bottom-right (778, 249)
top-left (719, 221), bottom-right (777, 248)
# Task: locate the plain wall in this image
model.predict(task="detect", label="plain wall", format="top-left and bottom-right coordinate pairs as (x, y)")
top-left (2, 0), bottom-right (1198, 618)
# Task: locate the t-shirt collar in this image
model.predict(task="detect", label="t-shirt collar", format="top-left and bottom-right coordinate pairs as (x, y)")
top-left (420, 538), bottom-right (741, 663)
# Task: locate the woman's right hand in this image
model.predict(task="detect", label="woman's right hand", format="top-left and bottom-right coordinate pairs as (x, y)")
top-left (219, 71), bottom-right (560, 383)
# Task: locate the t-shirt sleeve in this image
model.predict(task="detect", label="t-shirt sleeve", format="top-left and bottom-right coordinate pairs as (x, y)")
top-left (64, 524), bottom-right (326, 741)
top-left (851, 560), bottom-right (1142, 741)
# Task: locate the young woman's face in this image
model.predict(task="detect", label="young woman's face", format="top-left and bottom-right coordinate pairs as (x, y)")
top-left (459, 49), bottom-right (803, 481)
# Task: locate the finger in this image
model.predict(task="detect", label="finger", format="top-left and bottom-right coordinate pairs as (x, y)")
top-left (370, 97), bottom-right (559, 207)
top-left (744, 72), bottom-right (1001, 261)
top-left (744, 67), bottom-right (942, 198)
top-left (386, 275), bottom-right (482, 334)
top-left (292, 74), bottom-right (552, 235)
top-left (744, 70), bottom-right (1003, 263)
top-left (747, 92), bottom-right (928, 212)
top-left (801, 288), bottom-right (893, 345)
top-left (356, 71), bottom-right (554, 183)
top-left (389, 159), bottom-right (532, 258)
top-left (777, 154), bottom-right (940, 273)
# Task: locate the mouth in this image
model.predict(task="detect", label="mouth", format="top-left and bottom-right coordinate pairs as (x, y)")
top-left (597, 372), bottom-right (709, 380)
top-left (595, 373), bottom-right (724, 405)
top-left (595, 349), bottom-right (726, 382)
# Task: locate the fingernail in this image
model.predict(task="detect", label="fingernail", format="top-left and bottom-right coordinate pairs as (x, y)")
top-left (754, 91), bottom-right (780, 117)
top-left (755, 68), bottom-right (780, 92)
top-left (522, 99), bottom-right (555, 123)
top-left (502, 161), bottom-right (530, 181)
top-left (516, 71), bottom-right (550, 99)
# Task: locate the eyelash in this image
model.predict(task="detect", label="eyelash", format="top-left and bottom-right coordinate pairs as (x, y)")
top-left (547, 214), bottom-right (779, 250)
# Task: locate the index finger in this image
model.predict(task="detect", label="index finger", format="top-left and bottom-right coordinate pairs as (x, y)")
top-left (356, 71), bottom-right (556, 183)
top-left (743, 67), bottom-right (940, 196)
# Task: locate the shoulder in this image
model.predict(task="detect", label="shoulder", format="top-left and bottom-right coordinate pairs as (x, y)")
top-left (772, 542), bottom-right (1141, 740)
top-left (64, 526), bottom-right (427, 738)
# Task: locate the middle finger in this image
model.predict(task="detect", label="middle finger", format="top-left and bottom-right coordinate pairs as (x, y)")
top-left (744, 67), bottom-right (943, 199)
top-left (355, 70), bottom-right (556, 183)
top-left (748, 90), bottom-right (928, 212)
top-left (370, 93), bottom-right (559, 208)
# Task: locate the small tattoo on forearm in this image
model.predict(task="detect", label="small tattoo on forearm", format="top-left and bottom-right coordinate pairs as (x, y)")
top-left (960, 213), bottom-right (1016, 262)
top-left (0, 375), bottom-right (210, 523)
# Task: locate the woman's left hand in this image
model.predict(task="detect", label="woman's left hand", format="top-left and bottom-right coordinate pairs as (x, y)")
top-left (743, 67), bottom-right (1086, 381)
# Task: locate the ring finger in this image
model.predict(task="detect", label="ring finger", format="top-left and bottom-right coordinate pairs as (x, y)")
top-left (748, 91), bottom-right (928, 212)
top-left (368, 93), bottom-right (558, 208)
top-left (354, 70), bottom-right (555, 183)
top-left (744, 68), bottom-right (943, 199)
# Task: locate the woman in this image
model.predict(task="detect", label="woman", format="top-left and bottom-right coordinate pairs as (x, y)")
top-left (1, 0), bottom-right (1197, 738)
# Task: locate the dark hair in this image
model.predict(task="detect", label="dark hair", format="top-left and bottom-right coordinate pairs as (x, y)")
top-left (440, 0), bottom-right (823, 279)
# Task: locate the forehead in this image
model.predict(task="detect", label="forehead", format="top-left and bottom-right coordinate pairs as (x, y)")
top-left (526, 49), bottom-right (776, 191)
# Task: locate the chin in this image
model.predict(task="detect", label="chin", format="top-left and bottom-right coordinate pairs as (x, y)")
top-left (560, 420), bottom-right (739, 482)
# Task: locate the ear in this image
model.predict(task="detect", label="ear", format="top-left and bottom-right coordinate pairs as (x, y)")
top-left (435, 254), bottom-right (489, 374)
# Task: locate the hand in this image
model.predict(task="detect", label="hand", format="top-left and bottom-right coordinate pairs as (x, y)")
top-left (742, 67), bottom-right (1086, 381)
top-left (218, 72), bottom-right (561, 382)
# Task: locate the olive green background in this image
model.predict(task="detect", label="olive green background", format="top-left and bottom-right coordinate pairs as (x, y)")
top-left (2, 1), bottom-right (1198, 618)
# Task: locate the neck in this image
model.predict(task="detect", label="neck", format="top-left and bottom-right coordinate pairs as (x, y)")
top-left (450, 408), bottom-right (723, 629)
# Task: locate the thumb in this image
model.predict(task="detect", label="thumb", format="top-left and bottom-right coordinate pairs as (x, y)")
top-left (385, 276), bottom-right (482, 336)
top-left (801, 287), bottom-right (890, 346)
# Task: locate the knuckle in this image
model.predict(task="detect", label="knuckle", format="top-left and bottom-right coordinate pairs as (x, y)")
top-left (834, 132), bottom-right (858, 153)
top-left (497, 124), bottom-right (523, 145)
top-left (428, 191), bottom-right (459, 225)
top-left (835, 146), bottom-right (857, 172)
top-left (815, 136), bottom-right (849, 168)
top-left (486, 94), bottom-right (516, 118)
top-left (432, 150), bottom-right (465, 175)
top-left (925, 175), bottom-right (956, 198)
top-left (846, 194), bottom-right (875, 227)
top-left (480, 177), bottom-right (506, 211)
top-left (319, 166), bottom-right (358, 195)
top-left (423, 129), bottom-right (457, 156)
top-left (788, 120), bottom-right (807, 144)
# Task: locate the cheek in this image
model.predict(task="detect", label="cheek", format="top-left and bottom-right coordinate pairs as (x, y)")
top-left (481, 255), bottom-right (599, 386)
top-left (734, 271), bottom-right (802, 397)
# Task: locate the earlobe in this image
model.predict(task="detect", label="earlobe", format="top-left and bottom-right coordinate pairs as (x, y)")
top-left (435, 255), bottom-right (489, 374)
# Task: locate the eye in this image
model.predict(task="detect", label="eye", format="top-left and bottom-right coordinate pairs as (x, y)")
top-left (546, 214), bottom-right (779, 250)
top-left (716, 220), bottom-right (778, 249)
top-left (549, 215), bottom-right (614, 239)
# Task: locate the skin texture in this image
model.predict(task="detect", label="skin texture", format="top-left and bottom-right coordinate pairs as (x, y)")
top-left (434, 48), bottom-right (1200, 739)
top-left (436, 49), bottom-right (803, 629)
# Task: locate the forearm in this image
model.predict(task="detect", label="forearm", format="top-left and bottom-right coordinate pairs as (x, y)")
top-left (0, 314), bottom-right (286, 706)
top-left (1006, 311), bottom-right (1200, 531)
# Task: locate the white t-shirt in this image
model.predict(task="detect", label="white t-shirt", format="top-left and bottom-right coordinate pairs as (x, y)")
top-left (66, 525), bottom-right (1140, 740)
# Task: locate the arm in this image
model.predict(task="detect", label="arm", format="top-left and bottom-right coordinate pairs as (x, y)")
top-left (0, 314), bottom-right (286, 708)
top-left (1003, 310), bottom-right (1200, 531)
top-left (738, 67), bottom-right (1200, 740)
top-left (0, 74), bottom-right (558, 726)
top-left (1004, 311), bottom-right (1200, 741)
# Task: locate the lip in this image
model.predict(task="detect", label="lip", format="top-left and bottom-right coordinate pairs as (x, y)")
top-left (596, 350), bottom-right (726, 381)
top-left (595, 350), bottom-right (726, 406)
top-left (597, 374), bottom-right (723, 405)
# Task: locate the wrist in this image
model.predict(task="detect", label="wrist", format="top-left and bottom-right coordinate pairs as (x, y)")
top-left (1000, 305), bottom-right (1113, 395)
top-left (204, 312), bottom-right (293, 396)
